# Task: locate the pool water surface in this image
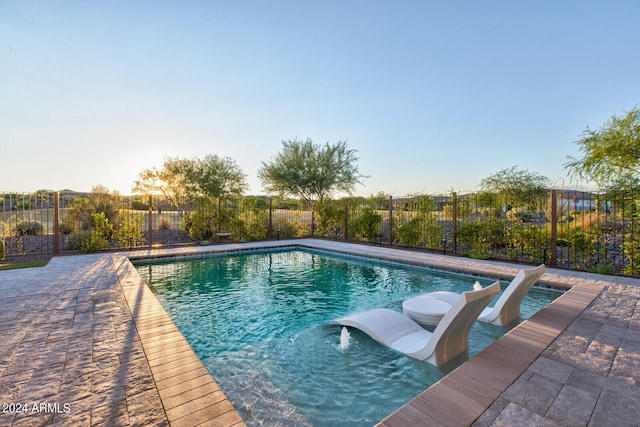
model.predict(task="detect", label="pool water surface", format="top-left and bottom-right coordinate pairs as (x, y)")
top-left (136, 249), bottom-right (558, 426)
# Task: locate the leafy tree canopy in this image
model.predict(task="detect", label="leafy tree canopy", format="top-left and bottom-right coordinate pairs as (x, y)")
top-left (197, 154), bottom-right (248, 198)
top-left (133, 155), bottom-right (247, 217)
top-left (479, 166), bottom-right (550, 206)
top-left (565, 106), bottom-right (640, 189)
top-left (258, 138), bottom-right (367, 203)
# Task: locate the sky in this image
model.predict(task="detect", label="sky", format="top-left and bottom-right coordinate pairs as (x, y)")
top-left (2, 1), bottom-right (639, 196)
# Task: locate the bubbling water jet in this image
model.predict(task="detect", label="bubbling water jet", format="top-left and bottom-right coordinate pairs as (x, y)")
top-left (340, 327), bottom-right (351, 351)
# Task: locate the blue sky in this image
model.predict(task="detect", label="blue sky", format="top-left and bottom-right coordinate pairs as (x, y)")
top-left (2, 1), bottom-right (639, 196)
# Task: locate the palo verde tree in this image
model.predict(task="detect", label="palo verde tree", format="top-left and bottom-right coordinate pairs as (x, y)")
top-left (133, 155), bottom-right (247, 218)
top-left (479, 166), bottom-right (550, 211)
top-left (564, 106), bottom-right (640, 189)
top-left (564, 106), bottom-right (640, 274)
top-left (258, 138), bottom-right (367, 203)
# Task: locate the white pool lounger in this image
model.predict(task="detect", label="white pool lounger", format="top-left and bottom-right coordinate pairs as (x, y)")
top-left (403, 264), bottom-right (546, 327)
top-left (336, 282), bottom-right (500, 367)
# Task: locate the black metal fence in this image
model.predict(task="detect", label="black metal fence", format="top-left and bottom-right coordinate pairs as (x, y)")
top-left (2, 189), bottom-right (639, 276)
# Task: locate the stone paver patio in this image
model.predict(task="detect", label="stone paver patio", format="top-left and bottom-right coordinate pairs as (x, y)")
top-left (1, 239), bottom-right (639, 426)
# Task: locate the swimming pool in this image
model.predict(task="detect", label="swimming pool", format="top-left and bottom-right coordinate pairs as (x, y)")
top-left (136, 248), bottom-right (559, 426)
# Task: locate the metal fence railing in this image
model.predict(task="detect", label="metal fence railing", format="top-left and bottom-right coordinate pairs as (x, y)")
top-left (2, 189), bottom-right (639, 276)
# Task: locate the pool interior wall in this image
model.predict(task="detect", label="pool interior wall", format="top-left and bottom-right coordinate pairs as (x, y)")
top-left (133, 244), bottom-right (560, 426)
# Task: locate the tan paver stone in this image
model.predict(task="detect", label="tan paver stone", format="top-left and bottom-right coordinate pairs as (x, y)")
top-left (165, 390), bottom-right (229, 421)
top-left (411, 395), bottom-right (467, 427)
top-left (177, 405), bottom-right (245, 427)
top-left (145, 342), bottom-right (194, 362)
top-left (158, 374), bottom-right (220, 401)
top-left (155, 365), bottom-right (212, 390)
top-left (147, 348), bottom-right (200, 368)
top-left (151, 356), bottom-right (204, 377)
top-left (161, 381), bottom-right (223, 410)
top-left (151, 359), bottom-right (207, 383)
top-left (437, 374), bottom-right (497, 407)
top-left (420, 383), bottom-right (487, 424)
top-left (490, 402), bottom-right (557, 427)
top-left (379, 401), bottom-right (443, 427)
top-left (527, 357), bottom-right (574, 383)
top-left (545, 384), bottom-right (597, 426)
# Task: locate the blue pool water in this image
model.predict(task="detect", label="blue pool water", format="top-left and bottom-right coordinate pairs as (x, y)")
top-left (136, 249), bottom-right (559, 426)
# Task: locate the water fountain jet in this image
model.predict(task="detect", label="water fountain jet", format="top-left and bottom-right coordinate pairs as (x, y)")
top-left (340, 327), bottom-right (351, 351)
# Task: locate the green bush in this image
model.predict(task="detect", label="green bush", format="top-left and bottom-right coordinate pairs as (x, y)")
top-left (315, 200), bottom-right (345, 238)
top-left (395, 214), bottom-right (443, 249)
top-left (58, 222), bottom-right (73, 234)
top-left (65, 213), bottom-right (113, 253)
top-left (113, 211), bottom-right (145, 248)
top-left (65, 231), bottom-right (92, 251)
top-left (0, 239), bottom-right (4, 261)
top-left (184, 199), bottom-right (216, 241)
top-left (505, 224), bottom-right (551, 262)
top-left (272, 219), bottom-right (301, 239)
top-left (158, 216), bottom-right (172, 230)
top-left (506, 209), bottom-right (536, 223)
top-left (395, 216), bottom-right (424, 247)
top-left (16, 220), bottom-right (44, 236)
top-left (349, 208), bottom-right (382, 240)
top-left (468, 241), bottom-right (491, 259)
top-left (456, 218), bottom-right (506, 252)
top-left (235, 209), bottom-right (268, 241)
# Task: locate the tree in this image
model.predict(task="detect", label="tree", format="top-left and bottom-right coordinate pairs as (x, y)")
top-left (197, 155), bottom-right (248, 198)
top-left (133, 157), bottom-right (199, 218)
top-left (565, 107), bottom-right (640, 189)
top-left (258, 138), bottom-right (366, 203)
top-left (133, 155), bottom-right (247, 217)
top-left (479, 166), bottom-right (550, 208)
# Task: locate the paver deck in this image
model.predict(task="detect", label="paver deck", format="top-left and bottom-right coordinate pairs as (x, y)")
top-left (1, 239), bottom-right (638, 426)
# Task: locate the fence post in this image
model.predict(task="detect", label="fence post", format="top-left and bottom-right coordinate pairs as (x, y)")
top-left (451, 192), bottom-right (457, 254)
top-left (268, 198), bottom-right (273, 239)
top-left (344, 198), bottom-right (349, 240)
top-left (53, 192), bottom-right (59, 254)
top-left (217, 197), bottom-right (222, 234)
top-left (148, 195), bottom-right (153, 248)
top-left (550, 189), bottom-right (557, 267)
top-left (388, 195), bottom-right (393, 246)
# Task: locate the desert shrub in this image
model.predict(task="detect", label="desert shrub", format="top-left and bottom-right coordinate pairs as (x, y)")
top-left (58, 222), bottom-right (73, 234)
top-left (65, 213), bottom-right (113, 253)
top-left (586, 263), bottom-right (614, 275)
top-left (113, 211), bottom-right (145, 248)
top-left (272, 219), bottom-right (301, 239)
top-left (456, 218), bottom-right (506, 251)
top-left (468, 241), bottom-right (491, 259)
top-left (442, 201), bottom-right (472, 220)
top-left (185, 202), bottom-right (216, 241)
top-left (349, 208), bottom-right (382, 240)
top-left (315, 200), bottom-right (345, 238)
top-left (506, 209), bottom-right (536, 223)
top-left (158, 216), bottom-right (171, 230)
top-left (235, 208), bottom-right (268, 241)
top-left (61, 188), bottom-right (121, 233)
top-left (395, 216), bottom-right (423, 247)
top-left (477, 206), bottom-right (502, 218)
top-left (504, 224), bottom-right (551, 262)
top-left (0, 239), bottom-right (4, 261)
top-left (623, 221), bottom-right (640, 276)
top-left (65, 231), bottom-right (92, 251)
top-left (16, 220), bottom-right (44, 236)
top-left (395, 214), bottom-right (443, 249)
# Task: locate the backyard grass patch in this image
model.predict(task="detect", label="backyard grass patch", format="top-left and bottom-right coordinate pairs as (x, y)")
top-left (0, 260), bottom-right (49, 270)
